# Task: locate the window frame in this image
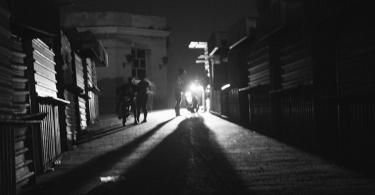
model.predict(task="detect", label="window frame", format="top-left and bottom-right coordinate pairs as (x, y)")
top-left (131, 48), bottom-right (147, 78)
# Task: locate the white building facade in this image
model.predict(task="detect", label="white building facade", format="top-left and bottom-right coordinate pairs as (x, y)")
top-left (61, 12), bottom-right (170, 114)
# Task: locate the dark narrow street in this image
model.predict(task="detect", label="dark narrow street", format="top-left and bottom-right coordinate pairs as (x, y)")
top-left (2, 1), bottom-right (375, 195)
top-left (20, 109), bottom-right (375, 195)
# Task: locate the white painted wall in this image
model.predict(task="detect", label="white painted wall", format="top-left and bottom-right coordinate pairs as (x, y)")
top-left (61, 12), bottom-right (170, 113)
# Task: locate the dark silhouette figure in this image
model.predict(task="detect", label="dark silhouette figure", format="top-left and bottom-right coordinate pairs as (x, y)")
top-left (136, 73), bottom-right (150, 123)
top-left (174, 68), bottom-right (186, 117)
top-left (116, 77), bottom-right (138, 126)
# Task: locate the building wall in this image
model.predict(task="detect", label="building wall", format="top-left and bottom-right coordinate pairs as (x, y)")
top-left (61, 12), bottom-right (170, 114)
top-left (61, 12), bottom-right (167, 30)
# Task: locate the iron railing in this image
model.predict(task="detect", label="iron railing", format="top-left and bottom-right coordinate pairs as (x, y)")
top-left (38, 103), bottom-right (61, 172)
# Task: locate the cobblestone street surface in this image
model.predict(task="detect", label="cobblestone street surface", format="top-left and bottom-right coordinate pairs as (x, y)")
top-left (21, 109), bottom-right (375, 195)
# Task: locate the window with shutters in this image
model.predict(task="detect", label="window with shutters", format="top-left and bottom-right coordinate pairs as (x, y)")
top-left (131, 48), bottom-right (147, 78)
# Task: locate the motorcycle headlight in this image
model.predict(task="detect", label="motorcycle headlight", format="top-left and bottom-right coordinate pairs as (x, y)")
top-left (189, 83), bottom-right (197, 92)
top-left (185, 91), bottom-right (192, 98)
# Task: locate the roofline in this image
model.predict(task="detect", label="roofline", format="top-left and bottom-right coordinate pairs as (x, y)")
top-left (77, 26), bottom-right (170, 37)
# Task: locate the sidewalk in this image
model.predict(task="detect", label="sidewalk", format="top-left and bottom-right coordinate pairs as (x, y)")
top-left (85, 114), bottom-right (122, 132)
top-left (79, 114), bottom-right (130, 144)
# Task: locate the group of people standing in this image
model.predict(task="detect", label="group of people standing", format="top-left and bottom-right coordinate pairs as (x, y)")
top-left (116, 73), bottom-right (150, 125)
top-left (116, 67), bottom-right (194, 124)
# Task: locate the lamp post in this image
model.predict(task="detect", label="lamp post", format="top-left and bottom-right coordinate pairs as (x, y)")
top-left (188, 41), bottom-right (210, 111)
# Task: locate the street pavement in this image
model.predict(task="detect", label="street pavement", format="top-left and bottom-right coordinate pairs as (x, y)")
top-left (21, 109), bottom-right (375, 195)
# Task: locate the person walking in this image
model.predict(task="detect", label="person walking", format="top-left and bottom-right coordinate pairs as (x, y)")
top-left (136, 73), bottom-right (150, 123)
top-left (174, 68), bottom-right (186, 117)
top-left (116, 76), bottom-right (138, 125)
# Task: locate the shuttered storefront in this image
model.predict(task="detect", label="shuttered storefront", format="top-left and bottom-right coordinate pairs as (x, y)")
top-left (61, 29), bottom-right (103, 142)
top-left (228, 88), bottom-right (240, 121)
top-left (64, 90), bottom-right (77, 147)
top-left (85, 59), bottom-right (99, 124)
top-left (1, 4), bottom-right (41, 194)
top-left (273, 34), bottom-right (315, 146)
top-left (336, 13), bottom-right (375, 160)
top-left (74, 55), bottom-right (87, 131)
top-left (29, 38), bottom-right (64, 172)
top-left (247, 43), bottom-right (274, 134)
top-left (248, 45), bottom-right (270, 88)
top-left (11, 37), bottom-right (36, 192)
top-left (210, 90), bottom-right (221, 115)
top-left (280, 36), bottom-right (312, 89)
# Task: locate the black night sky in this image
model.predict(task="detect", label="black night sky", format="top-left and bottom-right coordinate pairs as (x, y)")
top-left (62, 0), bottom-right (258, 80)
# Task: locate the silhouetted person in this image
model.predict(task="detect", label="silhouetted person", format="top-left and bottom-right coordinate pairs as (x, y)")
top-left (117, 76), bottom-right (138, 125)
top-left (136, 73), bottom-right (150, 123)
top-left (174, 68), bottom-right (186, 116)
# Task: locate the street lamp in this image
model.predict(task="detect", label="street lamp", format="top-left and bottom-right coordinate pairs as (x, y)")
top-left (189, 41), bottom-right (210, 111)
top-left (188, 41), bottom-right (207, 49)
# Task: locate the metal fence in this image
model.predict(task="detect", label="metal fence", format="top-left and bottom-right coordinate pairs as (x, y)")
top-left (337, 95), bottom-right (375, 161)
top-left (249, 91), bottom-right (271, 134)
top-left (210, 90), bottom-right (221, 115)
top-left (38, 103), bottom-right (61, 172)
top-left (278, 89), bottom-right (315, 147)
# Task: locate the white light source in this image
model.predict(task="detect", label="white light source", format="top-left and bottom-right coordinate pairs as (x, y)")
top-left (189, 83), bottom-right (197, 92)
top-left (221, 84), bottom-right (230, 90)
top-left (188, 42), bottom-right (197, 48)
top-left (189, 42), bottom-right (207, 49)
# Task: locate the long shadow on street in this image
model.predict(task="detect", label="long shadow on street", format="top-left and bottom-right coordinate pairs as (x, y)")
top-left (25, 118), bottom-right (174, 195)
top-left (87, 116), bottom-right (251, 195)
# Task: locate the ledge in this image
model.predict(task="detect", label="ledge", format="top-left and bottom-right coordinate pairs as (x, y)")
top-left (38, 96), bottom-right (70, 105)
top-left (65, 84), bottom-right (84, 95)
top-left (0, 119), bottom-right (43, 124)
top-left (12, 112), bottom-right (48, 120)
top-left (269, 84), bottom-right (313, 95)
top-left (77, 26), bottom-right (170, 38)
top-left (88, 85), bottom-right (101, 95)
top-left (238, 86), bottom-right (250, 92)
top-left (78, 93), bottom-right (90, 100)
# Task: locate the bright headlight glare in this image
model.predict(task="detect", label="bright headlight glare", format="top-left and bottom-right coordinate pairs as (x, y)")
top-left (189, 84), bottom-right (197, 91)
